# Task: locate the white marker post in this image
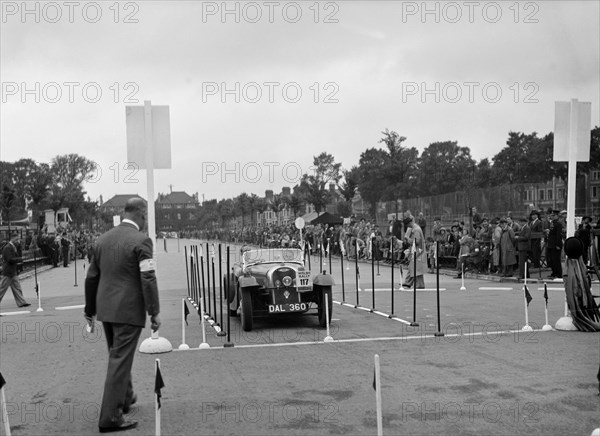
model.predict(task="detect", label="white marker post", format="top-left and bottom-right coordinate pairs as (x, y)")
top-left (178, 299), bottom-right (189, 350)
top-left (460, 262), bottom-right (466, 291)
top-left (374, 354), bottom-right (383, 436)
top-left (324, 293), bottom-right (334, 342)
top-left (36, 281), bottom-right (43, 312)
top-left (553, 98), bottom-right (591, 330)
top-left (198, 286), bottom-right (210, 349)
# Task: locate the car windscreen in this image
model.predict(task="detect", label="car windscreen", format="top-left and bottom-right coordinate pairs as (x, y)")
top-left (243, 248), bottom-right (303, 265)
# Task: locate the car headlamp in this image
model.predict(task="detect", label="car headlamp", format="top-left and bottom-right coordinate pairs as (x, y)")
top-left (282, 276), bottom-right (292, 287)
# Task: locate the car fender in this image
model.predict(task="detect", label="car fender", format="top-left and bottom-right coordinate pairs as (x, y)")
top-left (312, 274), bottom-right (335, 287)
top-left (238, 276), bottom-right (259, 288)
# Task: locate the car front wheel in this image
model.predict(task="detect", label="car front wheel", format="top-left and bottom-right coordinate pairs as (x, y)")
top-left (240, 287), bottom-right (253, 332)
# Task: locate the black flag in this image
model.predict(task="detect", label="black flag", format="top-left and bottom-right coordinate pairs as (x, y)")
top-left (524, 285), bottom-right (533, 306)
top-left (544, 284), bottom-right (549, 307)
top-left (184, 301), bottom-right (189, 326)
top-left (0, 371), bottom-right (5, 389)
top-left (155, 363), bottom-right (165, 409)
top-left (372, 367), bottom-right (376, 391)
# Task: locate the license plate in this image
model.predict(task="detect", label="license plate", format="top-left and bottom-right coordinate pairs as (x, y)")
top-left (297, 271), bottom-right (312, 290)
top-left (268, 303), bottom-right (308, 313)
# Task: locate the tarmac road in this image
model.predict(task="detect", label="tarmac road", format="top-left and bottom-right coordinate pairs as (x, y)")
top-left (0, 238), bottom-right (598, 435)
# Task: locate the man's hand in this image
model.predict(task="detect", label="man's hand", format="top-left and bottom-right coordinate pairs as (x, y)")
top-left (150, 314), bottom-right (161, 332)
top-left (83, 313), bottom-right (95, 333)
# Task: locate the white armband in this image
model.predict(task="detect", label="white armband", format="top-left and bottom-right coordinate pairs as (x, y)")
top-left (139, 259), bottom-right (155, 272)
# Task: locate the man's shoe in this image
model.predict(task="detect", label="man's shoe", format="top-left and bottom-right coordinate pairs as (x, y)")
top-left (99, 420), bottom-right (138, 433)
top-left (19, 303), bottom-right (31, 307)
top-left (123, 394), bottom-right (137, 414)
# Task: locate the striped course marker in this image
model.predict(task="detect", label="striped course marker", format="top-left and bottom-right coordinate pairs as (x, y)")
top-left (55, 304), bottom-right (85, 311)
top-left (360, 288), bottom-right (447, 292)
top-left (478, 287), bottom-right (514, 291)
top-left (0, 310), bottom-right (31, 316)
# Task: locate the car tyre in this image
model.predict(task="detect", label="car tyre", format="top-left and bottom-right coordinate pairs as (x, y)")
top-left (317, 286), bottom-right (333, 328)
top-left (240, 287), bottom-right (253, 332)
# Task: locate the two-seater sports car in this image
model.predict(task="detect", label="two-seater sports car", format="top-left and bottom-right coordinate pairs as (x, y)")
top-left (226, 247), bottom-right (335, 332)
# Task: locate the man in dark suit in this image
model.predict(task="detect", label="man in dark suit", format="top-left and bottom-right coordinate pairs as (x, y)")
top-left (529, 210), bottom-right (544, 269)
top-left (84, 198), bottom-right (161, 433)
top-left (546, 210), bottom-right (564, 278)
top-left (0, 231), bottom-right (31, 308)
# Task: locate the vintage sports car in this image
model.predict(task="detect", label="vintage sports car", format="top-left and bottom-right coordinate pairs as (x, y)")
top-left (226, 247), bottom-right (335, 332)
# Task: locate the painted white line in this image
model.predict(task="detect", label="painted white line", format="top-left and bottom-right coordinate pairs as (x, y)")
top-left (0, 310), bottom-right (31, 316)
top-left (478, 287), bottom-right (514, 291)
top-left (360, 288), bottom-right (446, 292)
top-left (55, 304), bottom-right (85, 310)
top-left (537, 287), bottom-right (565, 291)
top-left (175, 329), bottom-right (545, 351)
top-left (390, 317), bottom-right (412, 325)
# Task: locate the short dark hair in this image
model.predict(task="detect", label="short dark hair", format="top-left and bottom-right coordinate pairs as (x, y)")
top-left (124, 197), bottom-right (146, 214)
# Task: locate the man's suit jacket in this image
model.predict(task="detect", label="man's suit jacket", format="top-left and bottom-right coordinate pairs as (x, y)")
top-left (84, 222), bottom-right (159, 327)
top-left (1, 241), bottom-right (21, 277)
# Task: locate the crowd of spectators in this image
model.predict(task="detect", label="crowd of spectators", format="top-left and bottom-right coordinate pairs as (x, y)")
top-left (188, 207), bottom-right (600, 281)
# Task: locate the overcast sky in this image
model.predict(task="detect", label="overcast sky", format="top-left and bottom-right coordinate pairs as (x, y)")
top-left (1, 0), bottom-right (599, 204)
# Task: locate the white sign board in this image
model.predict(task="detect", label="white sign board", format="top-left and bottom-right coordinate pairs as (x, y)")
top-left (126, 105), bottom-right (172, 169)
top-left (294, 217), bottom-right (305, 229)
top-left (113, 215), bottom-right (121, 227)
top-left (553, 101), bottom-right (591, 162)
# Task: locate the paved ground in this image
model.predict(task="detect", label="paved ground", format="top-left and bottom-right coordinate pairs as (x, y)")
top-left (0, 238), bottom-right (598, 435)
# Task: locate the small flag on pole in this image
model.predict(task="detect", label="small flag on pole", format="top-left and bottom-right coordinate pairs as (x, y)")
top-left (372, 367), bottom-right (376, 391)
top-left (524, 285), bottom-right (533, 306)
top-left (0, 371), bottom-right (5, 389)
top-left (155, 361), bottom-right (165, 409)
top-left (544, 283), bottom-right (549, 306)
top-left (184, 301), bottom-right (189, 326)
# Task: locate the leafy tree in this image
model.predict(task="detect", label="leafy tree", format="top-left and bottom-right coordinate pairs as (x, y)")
top-left (417, 141), bottom-right (476, 195)
top-left (338, 166), bottom-right (360, 202)
top-left (473, 158), bottom-right (493, 188)
top-left (299, 152), bottom-right (342, 213)
top-left (288, 191), bottom-right (304, 218)
top-left (356, 147), bottom-right (389, 216)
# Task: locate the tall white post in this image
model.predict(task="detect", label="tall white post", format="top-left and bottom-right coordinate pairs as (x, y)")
top-left (566, 98), bottom-right (578, 238)
top-left (144, 100), bottom-right (157, 261)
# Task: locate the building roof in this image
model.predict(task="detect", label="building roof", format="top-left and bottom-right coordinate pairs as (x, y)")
top-left (100, 194), bottom-right (146, 209)
top-left (157, 191), bottom-right (197, 204)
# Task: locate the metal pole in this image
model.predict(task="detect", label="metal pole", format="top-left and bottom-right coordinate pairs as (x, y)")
top-left (224, 246), bottom-right (234, 347)
top-left (371, 237), bottom-right (375, 310)
top-left (390, 237), bottom-right (395, 317)
top-left (411, 250), bottom-right (419, 326)
top-left (435, 241), bottom-right (444, 336)
top-left (217, 244), bottom-right (226, 336)
top-left (355, 239), bottom-right (360, 306)
top-left (340, 245), bottom-right (345, 303)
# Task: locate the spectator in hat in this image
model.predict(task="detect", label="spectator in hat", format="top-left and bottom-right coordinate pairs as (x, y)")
top-left (0, 231), bottom-right (31, 308)
top-left (499, 218), bottom-right (517, 277)
top-left (529, 210), bottom-right (544, 269)
top-left (491, 218), bottom-right (503, 274)
top-left (432, 217), bottom-right (444, 243)
top-left (546, 210), bottom-right (564, 278)
top-left (516, 217), bottom-right (531, 279)
top-left (402, 215), bottom-right (426, 289)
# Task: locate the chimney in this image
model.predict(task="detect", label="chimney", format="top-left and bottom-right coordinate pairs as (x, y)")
top-left (329, 183), bottom-right (336, 192)
top-left (281, 187), bottom-right (291, 197)
top-left (265, 190), bottom-right (274, 201)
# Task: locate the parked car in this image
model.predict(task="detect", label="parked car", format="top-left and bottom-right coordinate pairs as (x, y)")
top-left (226, 247), bottom-right (334, 331)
